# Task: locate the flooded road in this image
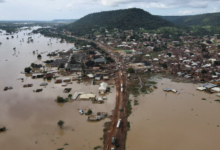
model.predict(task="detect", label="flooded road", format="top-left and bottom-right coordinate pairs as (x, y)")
top-left (126, 78), bottom-right (220, 150)
top-left (0, 28), bottom-right (116, 150)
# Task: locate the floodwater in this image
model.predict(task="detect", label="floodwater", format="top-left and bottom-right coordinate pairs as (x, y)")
top-left (0, 27), bottom-right (116, 150)
top-left (127, 78), bottom-right (220, 150)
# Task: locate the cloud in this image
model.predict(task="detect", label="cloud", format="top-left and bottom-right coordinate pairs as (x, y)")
top-left (178, 9), bottom-right (204, 15)
top-left (56, 7), bottom-right (62, 11)
top-left (211, 7), bottom-right (217, 12)
top-left (0, 0), bottom-right (5, 2)
top-left (187, 1), bottom-right (209, 8)
top-left (93, 0), bottom-right (219, 9)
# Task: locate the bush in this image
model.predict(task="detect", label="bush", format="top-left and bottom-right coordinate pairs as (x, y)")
top-left (0, 127), bottom-right (6, 132)
top-left (127, 67), bottom-right (135, 73)
top-left (56, 96), bottom-right (68, 103)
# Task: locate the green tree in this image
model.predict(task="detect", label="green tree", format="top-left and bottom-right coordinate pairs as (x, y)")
top-left (24, 67), bottom-right (32, 73)
top-left (85, 60), bottom-right (95, 67)
top-left (68, 94), bottom-right (72, 99)
top-left (201, 69), bottom-right (207, 74)
top-left (127, 67), bottom-right (135, 73)
top-left (31, 63), bottom-right (35, 68)
top-left (211, 71), bottom-right (216, 75)
top-left (162, 63), bottom-right (168, 68)
top-left (37, 54), bottom-right (42, 58)
top-left (0, 127), bottom-right (6, 132)
top-left (57, 120), bottom-right (64, 129)
top-left (87, 109), bottom-right (92, 115)
top-left (56, 96), bottom-right (68, 103)
top-left (167, 53), bottom-right (171, 57)
top-left (206, 40), bottom-right (212, 44)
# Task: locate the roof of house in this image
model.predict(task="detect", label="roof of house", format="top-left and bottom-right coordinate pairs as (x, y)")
top-left (99, 82), bottom-right (108, 90)
top-left (94, 57), bottom-right (106, 63)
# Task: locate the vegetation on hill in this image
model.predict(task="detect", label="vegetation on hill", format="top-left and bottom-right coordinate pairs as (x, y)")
top-left (161, 12), bottom-right (220, 26)
top-left (64, 8), bottom-right (174, 35)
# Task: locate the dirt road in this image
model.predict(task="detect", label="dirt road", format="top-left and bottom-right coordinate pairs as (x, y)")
top-left (104, 69), bottom-right (128, 150)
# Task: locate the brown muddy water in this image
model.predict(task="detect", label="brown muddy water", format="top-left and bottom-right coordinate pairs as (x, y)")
top-left (127, 78), bottom-right (220, 150)
top-left (0, 27), bottom-right (116, 150)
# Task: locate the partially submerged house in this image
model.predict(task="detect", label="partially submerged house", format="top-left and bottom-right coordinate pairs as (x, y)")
top-left (80, 94), bottom-right (96, 100)
top-left (99, 82), bottom-right (108, 93)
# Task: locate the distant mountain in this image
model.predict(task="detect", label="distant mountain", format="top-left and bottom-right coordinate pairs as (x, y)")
top-left (64, 8), bottom-right (174, 35)
top-left (161, 12), bottom-right (220, 26)
top-left (52, 19), bottom-right (77, 22)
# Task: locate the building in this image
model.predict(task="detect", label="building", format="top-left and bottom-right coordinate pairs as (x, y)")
top-left (99, 82), bottom-right (108, 93)
top-left (80, 94), bottom-right (96, 100)
top-left (94, 57), bottom-right (106, 64)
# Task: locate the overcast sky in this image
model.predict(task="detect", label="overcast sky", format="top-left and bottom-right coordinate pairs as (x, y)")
top-left (0, 0), bottom-right (220, 20)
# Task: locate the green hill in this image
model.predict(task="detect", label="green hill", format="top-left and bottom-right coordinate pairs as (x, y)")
top-left (161, 12), bottom-right (220, 26)
top-left (64, 8), bottom-right (174, 35)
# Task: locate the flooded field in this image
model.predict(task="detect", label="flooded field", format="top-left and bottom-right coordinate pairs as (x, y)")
top-left (0, 28), bottom-right (116, 150)
top-left (126, 78), bottom-right (220, 150)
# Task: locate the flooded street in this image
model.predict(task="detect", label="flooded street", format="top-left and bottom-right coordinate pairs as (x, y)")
top-left (126, 78), bottom-right (220, 150)
top-left (0, 28), bottom-right (116, 150)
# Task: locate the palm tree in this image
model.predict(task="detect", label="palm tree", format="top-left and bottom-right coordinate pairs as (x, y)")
top-left (57, 120), bottom-right (64, 129)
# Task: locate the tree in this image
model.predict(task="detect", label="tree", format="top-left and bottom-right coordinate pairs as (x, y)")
top-left (24, 67), bottom-right (32, 73)
top-left (37, 54), bottom-right (42, 58)
top-left (211, 71), bottom-right (216, 75)
top-left (56, 96), bottom-right (68, 103)
top-left (68, 94), bottom-right (72, 99)
top-left (0, 127), bottom-right (6, 132)
top-left (127, 67), bottom-right (135, 73)
top-left (57, 120), bottom-right (64, 129)
top-left (201, 69), bottom-right (207, 74)
top-left (167, 52), bottom-right (171, 57)
top-left (105, 57), bottom-right (114, 63)
top-left (85, 60), bottom-right (95, 67)
top-left (161, 63), bottom-right (168, 69)
top-left (87, 109), bottom-right (92, 115)
top-left (206, 40), bottom-right (212, 44)
top-left (31, 63), bottom-right (35, 68)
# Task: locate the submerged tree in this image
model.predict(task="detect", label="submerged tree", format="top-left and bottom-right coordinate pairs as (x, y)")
top-left (24, 67), bottom-right (32, 73)
top-left (57, 120), bottom-right (65, 129)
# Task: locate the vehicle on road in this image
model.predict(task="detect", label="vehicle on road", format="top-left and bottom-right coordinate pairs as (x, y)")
top-left (111, 136), bottom-right (115, 144)
top-left (116, 119), bottom-right (121, 128)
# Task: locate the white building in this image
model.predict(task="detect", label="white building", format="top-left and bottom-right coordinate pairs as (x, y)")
top-left (99, 82), bottom-right (108, 93)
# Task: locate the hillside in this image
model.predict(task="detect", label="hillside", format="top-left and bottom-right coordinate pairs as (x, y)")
top-left (64, 8), bottom-right (174, 35)
top-left (161, 12), bottom-right (220, 26)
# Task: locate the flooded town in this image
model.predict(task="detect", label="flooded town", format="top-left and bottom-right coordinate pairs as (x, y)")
top-left (1, 4), bottom-right (220, 150)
